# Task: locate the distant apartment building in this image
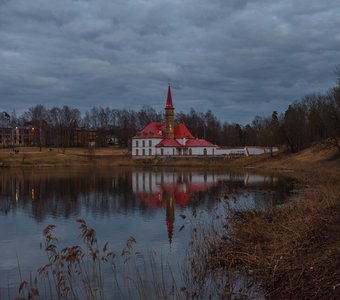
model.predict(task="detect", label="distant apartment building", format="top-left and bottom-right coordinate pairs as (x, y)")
top-left (0, 126), bottom-right (30, 147)
top-left (0, 125), bottom-right (98, 148)
top-left (0, 128), bottom-right (11, 147)
top-left (73, 128), bottom-right (97, 147)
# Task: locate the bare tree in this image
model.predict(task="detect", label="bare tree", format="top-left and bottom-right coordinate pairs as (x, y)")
top-left (323, 87), bottom-right (340, 152)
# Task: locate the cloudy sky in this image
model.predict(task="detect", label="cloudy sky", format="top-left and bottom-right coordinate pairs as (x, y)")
top-left (0, 0), bottom-right (339, 124)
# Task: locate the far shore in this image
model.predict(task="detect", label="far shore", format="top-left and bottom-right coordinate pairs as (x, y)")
top-left (0, 146), bottom-right (276, 169)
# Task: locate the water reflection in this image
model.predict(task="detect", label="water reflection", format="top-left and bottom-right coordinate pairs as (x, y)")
top-left (0, 167), bottom-right (296, 298)
top-left (132, 170), bottom-right (295, 244)
top-left (0, 168), bottom-right (295, 241)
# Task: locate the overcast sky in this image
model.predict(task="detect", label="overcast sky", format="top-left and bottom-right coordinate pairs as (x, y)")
top-left (0, 0), bottom-right (339, 124)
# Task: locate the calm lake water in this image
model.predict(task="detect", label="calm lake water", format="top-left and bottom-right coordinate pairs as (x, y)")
top-left (0, 167), bottom-right (296, 299)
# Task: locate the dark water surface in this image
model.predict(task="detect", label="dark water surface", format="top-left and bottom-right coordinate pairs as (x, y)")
top-left (0, 167), bottom-right (296, 298)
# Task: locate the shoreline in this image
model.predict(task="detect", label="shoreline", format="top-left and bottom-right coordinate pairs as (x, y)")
top-left (0, 146), bottom-right (275, 169)
top-left (203, 148), bottom-right (340, 299)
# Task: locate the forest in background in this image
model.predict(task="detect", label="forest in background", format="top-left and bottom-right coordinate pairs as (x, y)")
top-left (1, 69), bottom-right (339, 152)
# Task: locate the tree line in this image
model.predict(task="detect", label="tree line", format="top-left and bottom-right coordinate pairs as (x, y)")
top-left (1, 69), bottom-right (339, 152)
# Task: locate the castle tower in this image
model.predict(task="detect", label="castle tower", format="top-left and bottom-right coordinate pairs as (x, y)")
top-left (165, 84), bottom-right (174, 139)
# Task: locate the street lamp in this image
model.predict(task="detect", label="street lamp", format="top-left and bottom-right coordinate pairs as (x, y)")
top-left (31, 127), bottom-right (35, 147)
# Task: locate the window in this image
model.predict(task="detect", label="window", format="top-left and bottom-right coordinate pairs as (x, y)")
top-left (142, 140), bottom-right (145, 147)
top-left (142, 149), bottom-right (145, 156)
top-left (149, 149), bottom-right (152, 156)
top-left (149, 140), bottom-right (152, 147)
top-left (203, 148), bottom-right (207, 155)
top-left (161, 148), bottom-right (164, 156)
top-left (136, 140), bottom-right (139, 147)
top-left (189, 149), bottom-right (192, 155)
top-left (136, 149), bottom-right (139, 156)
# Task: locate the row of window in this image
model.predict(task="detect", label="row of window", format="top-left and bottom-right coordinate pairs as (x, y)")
top-left (135, 148), bottom-right (210, 156)
top-left (136, 149), bottom-right (152, 156)
top-left (0, 133), bottom-right (28, 144)
top-left (135, 140), bottom-right (152, 147)
top-left (136, 149), bottom-right (170, 156)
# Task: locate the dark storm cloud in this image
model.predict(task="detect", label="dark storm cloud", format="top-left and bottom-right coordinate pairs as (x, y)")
top-left (0, 0), bottom-right (339, 124)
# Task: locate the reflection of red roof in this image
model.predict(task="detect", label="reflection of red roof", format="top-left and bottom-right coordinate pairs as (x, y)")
top-left (185, 139), bottom-right (215, 147)
top-left (156, 139), bottom-right (182, 147)
top-left (165, 85), bottom-right (174, 109)
top-left (175, 191), bottom-right (192, 206)
top-left (137, 192), bottom-right (163, 209)
top-left (133, 122), bottom-right (165, 138)
top-left (174, 123), bottom-right (194, 139)
top-left (136, 182), bottom-right (214, 209)
top-left (161, 184), bottom-right (177, 192)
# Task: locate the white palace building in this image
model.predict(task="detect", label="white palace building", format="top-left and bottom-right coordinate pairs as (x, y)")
top-left (132, 85), bottom-right (217, 157)
top-left (132, 85), bottom-right (277, 158)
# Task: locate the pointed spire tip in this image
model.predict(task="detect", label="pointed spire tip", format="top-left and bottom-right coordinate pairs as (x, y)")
top-left (165, 84), bottom-right (174, 109)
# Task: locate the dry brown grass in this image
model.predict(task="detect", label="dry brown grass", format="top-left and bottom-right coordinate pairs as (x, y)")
top-left (212, 187), bottom-right (339, 298)
top-left (0, 146), bottom-right (272, 168)
top-left (0, 146), bottom-right (132, 167)
top-left (0, 146), bottom-right (126, 154)
top-left (251, 144), bottom-right (340, 171)
top-left (205, 147), bottom-right (340, 300)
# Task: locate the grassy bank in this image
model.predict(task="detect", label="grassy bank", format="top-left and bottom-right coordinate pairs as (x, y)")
top-left (0, 146), bottom-right (272, 168)
top-left (204, 145), bottom-right (340, 299)
top-left (0, 147), bottom-right (134, 167)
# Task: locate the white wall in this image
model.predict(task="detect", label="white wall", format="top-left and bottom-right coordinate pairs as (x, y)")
top-left (155, 147), bottom-right (178, 156)
top-left (189, 146), bottom-right (216, 155)
top-left (132, 140), bottom-right (280, 158)
top-left (132, 138), bottom-right (162, 156)
top-left (215, 147), bottom-right (279, 156)
top-left (215, 148), bottom-right (245, 156)
top-left (245, 147), bottom-right (279, 155)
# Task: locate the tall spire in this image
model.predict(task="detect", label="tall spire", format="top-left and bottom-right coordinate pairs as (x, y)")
top-left (164, 84), bottom-right (175, 139)
top-left (165, 84), bottom-right (174, 109)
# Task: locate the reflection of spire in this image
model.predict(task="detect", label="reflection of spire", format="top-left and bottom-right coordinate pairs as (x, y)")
top-left (166, 191), bottom-right (175, 246)
top-left (31, 188), bottom-right (35, 201)
top-left (132, 170), bottom-right (226, 247)
top-left (15, 180), bottom-right (20, 202)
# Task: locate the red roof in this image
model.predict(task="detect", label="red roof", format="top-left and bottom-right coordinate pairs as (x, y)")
top-left (174, 123), bottom-right (194, 139)
top-left (188, 182), bottom-right (211, 192)
top-left (185, 138), bottom-right (215, 147)
top-left (156, 139), bottom-right (182, 147)
top-left (133, 122), bottom-right (165, 138)
top-left (137, 192), bottom-right (163, 209)
top-left (174, 191), bottom-right (192, 207)
top-left (165, 85), bottom-right (174, 109)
